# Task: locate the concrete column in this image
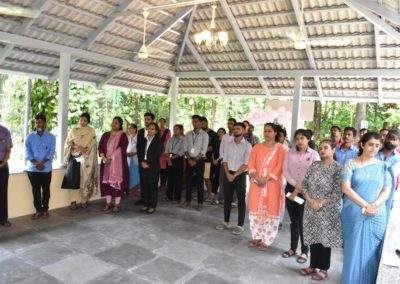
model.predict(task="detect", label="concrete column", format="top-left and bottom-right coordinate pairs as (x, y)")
top-left (291, 76), bottom-right (303, 141)
top-left (57, 52), bottom-right (71, 164)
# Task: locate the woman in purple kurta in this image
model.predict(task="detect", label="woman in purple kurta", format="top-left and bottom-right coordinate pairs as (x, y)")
top-left (98, 116), bottom-right (129, 213)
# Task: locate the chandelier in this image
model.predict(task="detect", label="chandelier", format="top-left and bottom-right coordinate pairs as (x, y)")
top-left (193, 4), bottom-right (228, 51)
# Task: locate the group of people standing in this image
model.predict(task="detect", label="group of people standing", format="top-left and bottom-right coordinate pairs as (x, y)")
top-left (0, 112), bottom-right (398, 284)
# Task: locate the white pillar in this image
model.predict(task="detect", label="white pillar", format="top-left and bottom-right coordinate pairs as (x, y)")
top-left (57, 52), bottom-right (71, 164)
top-left (291, 76), bottom-right (303, 141)
top-left (23, 78), bottom-right (32, 140)
top-left (168, 76), bottom-right (179, 130)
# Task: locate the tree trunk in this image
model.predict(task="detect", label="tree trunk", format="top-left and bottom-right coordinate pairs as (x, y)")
top-left (313, 101), bottom-right (322, 140)
top-left (134, 94), bottom-right (140, 125)
top-left (211, 99), bottom-right (217, 129)
top-left (355, 103), bottom-right (367, 130)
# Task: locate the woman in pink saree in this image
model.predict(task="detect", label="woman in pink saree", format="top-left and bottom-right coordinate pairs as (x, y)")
top-left (99, 116), bottom-right (129, 213)
top-left (248, 123), bottom-right (286, 250)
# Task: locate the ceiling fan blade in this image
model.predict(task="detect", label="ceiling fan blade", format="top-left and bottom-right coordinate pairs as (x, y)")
top-left (0, 4), bottom-right (40, 18)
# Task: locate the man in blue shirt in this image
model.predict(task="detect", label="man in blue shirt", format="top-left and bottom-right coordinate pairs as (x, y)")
top-left (376, 129), bottom-right (400, 218)
top-left (334, 126), bottom-right (359, 166)
top-left (25, 114), bottom-right (56, 219)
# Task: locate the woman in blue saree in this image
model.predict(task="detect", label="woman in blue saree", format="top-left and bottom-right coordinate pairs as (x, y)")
top-left (341, 132), bottom-right (392, 284)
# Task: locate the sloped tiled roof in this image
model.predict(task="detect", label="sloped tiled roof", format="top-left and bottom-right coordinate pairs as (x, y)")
top-left (0, 0), bottom-right (400, 102)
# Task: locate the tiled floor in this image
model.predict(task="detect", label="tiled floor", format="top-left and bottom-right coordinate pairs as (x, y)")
top-left (0, 198), bottom-right (342, 283)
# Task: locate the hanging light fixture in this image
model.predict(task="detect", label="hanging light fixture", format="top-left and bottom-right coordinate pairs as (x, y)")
top-left (193, 4), bottom-right (228, 51)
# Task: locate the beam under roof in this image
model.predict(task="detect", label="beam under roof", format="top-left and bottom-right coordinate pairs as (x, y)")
top-left (220, 0), bottom-right (271, 98)
top-left (185, 39), bottom-right (225, 96)
top-left (48, 0), bottom-right (140, 81)
top-left (175, 6), bottom-right (197, 71)
top-left (0, 0), bottom-right (50, 65)
top-left (176, 69), bottom-right (400, 78)
top-left (357, 0), bottom-right (400, 26)
top-left (344, 0), bottom-right (400, 43)
top-left (0, 30), bottom-right (175, 78)
top-left (290, 0), bottom-right (324, 103)
top-left (97, 6), bottom-right (193, 88)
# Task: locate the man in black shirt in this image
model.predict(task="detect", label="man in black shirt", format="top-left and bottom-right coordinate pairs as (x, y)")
top-left (201, 117), bottom-right (218, 202)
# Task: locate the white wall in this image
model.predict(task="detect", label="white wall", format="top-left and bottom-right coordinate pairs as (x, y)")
top-left (8, 169), bottom-right (101, 219)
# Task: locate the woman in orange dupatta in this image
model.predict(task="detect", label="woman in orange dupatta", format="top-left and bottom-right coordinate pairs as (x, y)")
top-left (248, 123), bottom-right (286, 251)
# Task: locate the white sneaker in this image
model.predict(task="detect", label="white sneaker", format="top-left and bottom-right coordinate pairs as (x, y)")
top-left (232, 225), bottom-right (244, 235)
top-left (215, 222), bottom-right (232, 230)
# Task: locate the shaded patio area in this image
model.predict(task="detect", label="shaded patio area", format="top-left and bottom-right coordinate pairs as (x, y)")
top-left (0, 199), bottom-right (342, 283)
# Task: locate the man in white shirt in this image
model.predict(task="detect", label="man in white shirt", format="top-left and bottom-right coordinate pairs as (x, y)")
top-left (182, 115), bottom-right (209, 210)
top-left (218, 118), bottom-right (236, 203)
top-left (216, 122), bottom-right (251, 235)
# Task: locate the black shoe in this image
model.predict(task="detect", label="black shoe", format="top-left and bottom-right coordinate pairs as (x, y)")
top-left (0, 221), bottom-right (11, 227)
top-left (134, 199), bottom-right (144, 205)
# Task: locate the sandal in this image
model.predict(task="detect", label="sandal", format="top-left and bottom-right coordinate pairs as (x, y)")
top-left (257, 242), bottom-right (268, 251)
top-left (281, 249), bottom-right (296, 258)
top-left (297, 253), bottom-right (309, 264)
top-left (311, 270), bottom-right (328, 281)
top-left (146, 208), bottom-right (155, 214)
top-left (101, 204), bottom-right (112, 212)
top-left (112, 205), bottom-right (120, 213)
top-left (299, 267), bottom-right (317, 276)
top-left (81, 202), bottom-right (88, 209)
top-left (248, 239), bottom-right (261, 247)
top-left (70, 202), bottom-right (78, 210)
top-left (31, 212), bottom-right (41, 220)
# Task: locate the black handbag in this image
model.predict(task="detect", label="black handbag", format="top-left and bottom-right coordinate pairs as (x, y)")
top-left (61, 157), bottom-right (81, 190)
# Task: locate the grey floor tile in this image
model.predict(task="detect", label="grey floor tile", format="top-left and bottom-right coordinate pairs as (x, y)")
top-left (0, 257), bottom-right (45, 283)
top-left (41, 253), bottom-right (117, 284)
top-left (88, 269), bottom-right (150, 284)
top-left (194, 230), bottom-right (244, 251)
top-left (162, 221), bottom-right (210, 241)
top-left (131, 256), bottom-right (192, 284)
top-left (154, 238), bottom-right (217, 269)
top-left (116, 228), bottom-right (177, 251)
top-left (185, 271), bottom-right (231, 284)
top-left (0, 232), bottom-right (48, 253)
top-left (65, 232), bottom-right (119, 255)
top-left (0, 247), bottom-right (13, 262)
top-left (16, 241), bottom-right (77, 267)
top-left (38, 222), bottom-right (94, 240)
top-left (15, 273), bottom-right (62, 284)
top-left (202, 252), bottom-right (258, 282)
top-left (95, 243), bottom-right (156, 269)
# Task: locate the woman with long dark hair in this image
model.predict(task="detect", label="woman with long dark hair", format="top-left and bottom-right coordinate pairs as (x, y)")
top-left (299, 140), bottom-right (342, 281)
top-left (282, 129), bottom-right (320, 263)
top-left (341, 132), bottom-right (391, 284)
top-left (126, 123), bottom-right (140, 193)
top-left (62, 112), bottom-right (98, 209)
top-left (99, 116), bottom-right (129, 213)
top-left (247, 123), bottom-right (286, 250)
top-left (212, 127), bottom-right (226, 204)
top-left (139, 122), bottom-right (162, 214)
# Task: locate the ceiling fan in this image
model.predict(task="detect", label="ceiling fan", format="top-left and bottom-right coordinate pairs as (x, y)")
top-left (135, 1), bottom-right (219, 60)
top-left (131, 7), bottom-right (170, 61)
top-left (0, 3), bottom-right (40, 18)
top-left (285, 0), bottom-right (352, 50)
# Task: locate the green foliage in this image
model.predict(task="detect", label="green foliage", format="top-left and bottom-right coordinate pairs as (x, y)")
top-left (29, 79), bottom-right (58, 131)
top-left (1, 75), bottom-right (26, 143)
